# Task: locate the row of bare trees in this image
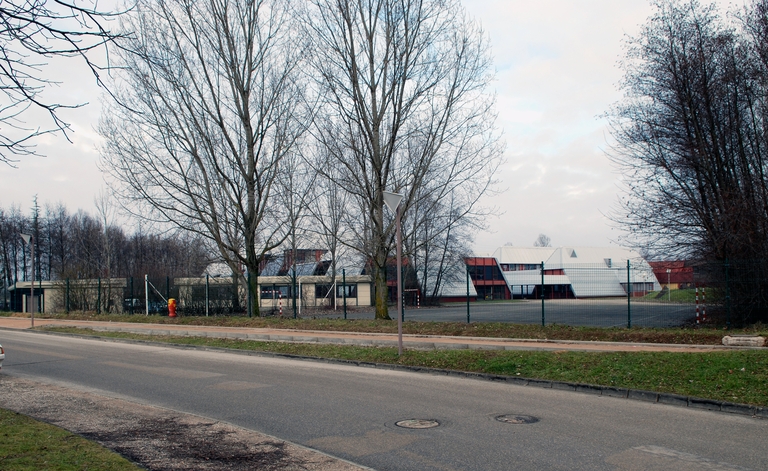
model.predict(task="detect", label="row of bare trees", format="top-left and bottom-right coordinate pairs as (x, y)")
top-left (610, 0), bottom-right (768, 263)
top-left (609, 0), bottom-right (768, 323)
top-left (99, 0), bottom-right (504, 318)
top-left (0, 201), bottom-right (211, 292)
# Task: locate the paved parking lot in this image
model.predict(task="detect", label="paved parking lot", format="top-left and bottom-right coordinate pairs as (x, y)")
top-left (338, 299), bottom-right (696, 328)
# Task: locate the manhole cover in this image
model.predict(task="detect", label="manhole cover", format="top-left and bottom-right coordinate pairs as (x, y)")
top-left (395, 419), bottom-right (440, 429)
top-left (495, 414), bottom-right (539, 425)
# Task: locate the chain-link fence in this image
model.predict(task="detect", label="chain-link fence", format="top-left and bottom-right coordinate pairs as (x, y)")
top-left (34, 274), bottom-right (371, 317)
top-left (694, 260), bottom-right (768, 327)
top-left (342, 260), bottom-right (762, 328)
top-left (11, 259), bottom-right (767, 327)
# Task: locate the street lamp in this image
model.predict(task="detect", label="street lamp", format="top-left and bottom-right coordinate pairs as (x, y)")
top-left (666, 268), bottom-right (672, 301)
top-left (20, 233), bottom-right (34, 327)
top-left (383, 190), bottom-right (404, 356)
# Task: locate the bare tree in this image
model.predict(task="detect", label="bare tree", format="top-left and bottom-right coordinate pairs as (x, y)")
top-left (405, 190), bottom-right (476, 305)
top-left (608, 0), bottom-right (768, 262)
top-left (305, 0), bottom-right (503, 319)
top-left (0, 0), bottom-right (125, 164)
top-left (94, 191), bottom-right (118, 311)
top-left (533, 234), bottom-right (551, 247)
top-left (275, 149), bottom-right (316, 312)
top-left (100, 0), bottom-right (309, 316)
top-left (313, 181), bottom-right (344, 275)
top-left (0, 208), bottom-right (17, 302)
top-left (608, 0), bottom-right (768, 323)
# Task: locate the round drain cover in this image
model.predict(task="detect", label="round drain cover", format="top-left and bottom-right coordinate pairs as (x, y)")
top-left (495, 414), bottom-right (539, 425)
top-left (395, 419), bottom-right (440, 429)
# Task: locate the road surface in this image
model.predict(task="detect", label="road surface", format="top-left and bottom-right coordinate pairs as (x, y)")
top-left (1, 330), bottom-right (764, 470)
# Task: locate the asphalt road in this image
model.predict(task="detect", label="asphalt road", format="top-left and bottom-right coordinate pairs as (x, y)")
top-left (1, 330), bottom-right (765, 471)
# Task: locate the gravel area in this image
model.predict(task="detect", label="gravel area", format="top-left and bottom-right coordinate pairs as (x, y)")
top-left (0, 375), bottom-right (365, 471)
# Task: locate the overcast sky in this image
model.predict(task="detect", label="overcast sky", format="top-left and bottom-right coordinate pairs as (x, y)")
top-left (0, 0), bottom-right (733, 254)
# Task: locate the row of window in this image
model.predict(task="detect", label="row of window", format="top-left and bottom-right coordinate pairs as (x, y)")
top-left (499, 263), bottom-right (540, 271)
top-left (260, 284), bottom-right (358, 299)
top-left (475, 285), bottom-right (509, 300)
top-left (468, 265), bottom-right (504, 281)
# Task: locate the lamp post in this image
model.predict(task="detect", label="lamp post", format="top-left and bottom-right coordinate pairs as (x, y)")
top-left (20, 233), bottom-right (34, 327)
top-left (666, 268), bottom-right (671, 301)
top-left (383, 190), bottom-right (404, 356)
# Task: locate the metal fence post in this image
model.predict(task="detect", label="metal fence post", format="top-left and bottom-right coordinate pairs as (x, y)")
top-left (466, 265), bottom-right (470, 324)
top-left (247, 271), bottom-right (252, 318)
top-left (232, 275), bottom-right (237, 315)
top-left (725, 259), bottom-right (731, 328)
top-left (627, 259), bottom-right (631, 329)
top-left (66, 278), bottom-right (70, 313)
top-left (342, 268), bottom-right (347, 320)
top-left (205, 273), bottom-right (209, 317)
top-left (292, 271), bottom-right (297, 319)
top-left (145, 275), bottom-right (149, 316)
top-left (401, 265), bottom-right (405, 323)
top-left (97, 277), bottom-right (102, 314)
top-left (540, 261), bottom-right (545, 327)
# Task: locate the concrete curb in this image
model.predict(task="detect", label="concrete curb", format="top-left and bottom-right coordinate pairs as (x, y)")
top-left (13, 327), bottom-right (766, 420)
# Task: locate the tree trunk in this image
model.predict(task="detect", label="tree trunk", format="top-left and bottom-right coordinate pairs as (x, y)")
top-left (374, 261), bottom-right (390, 320)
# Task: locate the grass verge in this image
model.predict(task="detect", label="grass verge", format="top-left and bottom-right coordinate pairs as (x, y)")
top-left (12, 312), bottom-right (767, 345)
top-left (0, 408), bottom-right (140, 471)
top-left (640, 288), bottom-right (699, 303)
top-left (44, 327), bottom-right (768, 407)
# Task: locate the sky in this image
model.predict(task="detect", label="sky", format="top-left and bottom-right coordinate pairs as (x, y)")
top-left (0, 0), bottom-right (732, 254)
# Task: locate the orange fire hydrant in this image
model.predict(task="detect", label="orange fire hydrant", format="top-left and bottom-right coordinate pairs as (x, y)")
top-left (168, 298), bottom-right (177, 317)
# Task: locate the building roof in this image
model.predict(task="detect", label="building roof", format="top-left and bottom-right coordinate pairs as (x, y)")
top-left (492, 246), bottom-right (556, 264)
top-left (493, 246), bottom-right (647, 268)
top-left (493, 246), bottom-right (660, 297)
top-left (546, 246), bottom-right (638, 268)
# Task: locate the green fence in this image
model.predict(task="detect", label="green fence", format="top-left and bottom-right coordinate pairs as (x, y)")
top-left (39, 274), bottom-right (363, 318)
top-left (344, 260), bottom-right (763, 328)
top-left (22, 259), bottom-right (768, 327)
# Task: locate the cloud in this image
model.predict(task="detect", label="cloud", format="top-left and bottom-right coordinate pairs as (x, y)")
top-left (2, 0), bottom-right (734, 253)
top-left (464, 0), bottom-right (657, 252)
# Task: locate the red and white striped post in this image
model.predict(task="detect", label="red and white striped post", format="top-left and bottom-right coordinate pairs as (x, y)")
top-left (279, 292), bottom-right (283, 316)
top-left (702, 287), bottom-right (706, 322)
top-left (695, 286), bottom-right (700, 325)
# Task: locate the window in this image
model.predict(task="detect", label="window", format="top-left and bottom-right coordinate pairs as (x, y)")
top-left (261, 285), bottom-right (291, 299)
top-left (315, 284), bottom-right (357, 298)
top-left (315, 285), bottom-right (332, 298)
top-left (337, 284), bottom-right (357, 298)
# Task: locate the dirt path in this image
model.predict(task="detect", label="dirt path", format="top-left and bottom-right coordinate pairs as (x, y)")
top-left (0, 375), bottom-right (365, 471)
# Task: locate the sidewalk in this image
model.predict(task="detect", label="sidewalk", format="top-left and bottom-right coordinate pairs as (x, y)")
top-left (0, 316), bottom-right (742, 352)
